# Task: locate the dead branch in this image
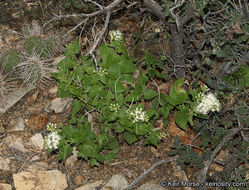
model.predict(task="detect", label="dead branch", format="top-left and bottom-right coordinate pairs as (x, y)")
top-left (124, 155), bottom-right (179, 190)
top-left (87, 11), bottom-right (110, 56)
top-left (143, 0), bottom-right (166, 21)
top-left (143, 0), bottom-right (195, 79)
top-left (86, 11), bottom-right (110, 69)
top-left (43, 0), bottom-right (124, 27)
top-left (196, 118), bottom-right (244, 190)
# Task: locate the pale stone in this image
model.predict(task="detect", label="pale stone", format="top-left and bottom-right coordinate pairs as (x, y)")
top-left (0, 156), bottom-right (11, 171)
top-left (48, 85), bottom-right (58, 95)
top-left (48, 97), bottom-right (73, 113)
top-left (0, 84), bottom-right (34, 114)
top-left (0, 183), bottom-right (12, 190)
top-left (30, 133), bottom-right (44, 150)
top-left (6, 117), bottom-right (25, 132)
top-left (74, 180), bottom-right (103, 190)
top-left (7, 137), bottom-right (29, 153)
top-left (101, 174), bottom-right (128, 190)
top-left (65, 147), bottom-right (78, 169)
top-left (13, 170), bottom-right (68, 190)
top-left (27, 162), bottom-right (48, 171)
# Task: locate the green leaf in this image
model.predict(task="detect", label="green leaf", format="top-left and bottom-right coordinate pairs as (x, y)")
top-left (116, 93), bottom-right (124, 106)
top-left (60, 125), bottom-right (75, 139)
top-left (65, 38), bottom-right (80, 56)
top-left (135, 123), bottom-right (149, 135)
top-left (144, 89), bottom-right (158, 99)
top-left (100, 44), bottom-right (121, 73)
top-left (244, 115), bottom-right (249, 127)
top-left (57, 56), bottom-right (76, 70)
top-left (72, 99), bottom-right (82, 116)
top-left (243, 65), bottom-right (249, 87)
top-left (90, 158), bottom-right (99, 167)
top-left (106, 137), bottom-right (119, 150)
top-left (159, 93), bottom-right (167, 106)
top-left (166, 78), bottom-right (188, 106)
top-left (115, 125), bottom-right (124, 133)
top-left (125, 85), bottom-right (142, 102)
top-left (212, 49), bottom-right (227, 58)
top-left (146, 110), bottom-right (156, 119)
top-left (160, 107), bottom-right (170, 120)
top-left (175, 106), bottom-right (189, 130)
top-left (188, 111), bottom-right (194, 126)
top-left (145, 130), bottom-right (160, 146)
top-left (122, 132), bottom-right (137, 145)
top-left (172, 136), bottom-right (180, 149)
top-left (145, 50), bottom-right (155, 67)
top-left (150, 97), bottom-right (158, 110)
top-left (58, 143), bottom-right (73, 162)
top-left (57, 83), bottom-right (71, 98)
top-left (123, 74), bottom-right (134, 84)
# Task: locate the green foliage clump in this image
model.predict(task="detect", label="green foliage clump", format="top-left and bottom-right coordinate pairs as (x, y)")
top-left (52, 37), bottom-right (169, 166)
top-left (0, 49), bottom-right (21, 74)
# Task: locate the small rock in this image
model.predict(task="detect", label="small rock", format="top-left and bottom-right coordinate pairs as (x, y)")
top-left (74, 175), bottom-right (85, 186)
top-left (4, 136), bottom-right (29, 153)
top-left (101, 174), bottom-right (128, 190)
top-left (48, 85), bottom-right (58, 96)
top-left (27, 162), bottom-right (48, 171)
top-left (48, 97), bottom-right (73, 113)
top-left (65, 147), bottom-right (78, 169)
top-left (27, 90), bottom-right (39, 104)
top-left (0, 84), bottom-right (34, 114)
top-left (6, 117), bottom-right (25, 132)
top-left (137, 181), bottom-right (167, 190)
top-left (75, 180), bottom-right (103, 190)
top-left (13, 170), bottom-right (68, 190)
top-left (151, 147), bottom-right (161, 158)
top-left (30, 133), bottom-right (44, 150)
top-left (25, 113), bottom-right (48, 131)
top-left (0, 156), bottom-right (11, 171)
top-left (0, 183), bottom-right (12, 190)
top-left (210, 163), bottom-right (224, 173)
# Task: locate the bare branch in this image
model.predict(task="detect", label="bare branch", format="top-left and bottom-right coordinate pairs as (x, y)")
top-left (196, 120), bottom-right (244, 189)
top-left (87, 11), bottom-right (110, 56)
top-left (43, 0), bottom-right (124, 27)
top-left (143, 0), bottom-right (166, 21)
top-left (169, 0), bottom-right (186, 31)
top-left (124, 156), bottom-right (179, 190)
top-left (63, 18), bottom-right (88, 38)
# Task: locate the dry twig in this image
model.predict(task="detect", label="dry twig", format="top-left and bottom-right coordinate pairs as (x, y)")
top-left (124, 156), bottom-right (179, 190)
top-left (196, 117), bottom-right (244, 190)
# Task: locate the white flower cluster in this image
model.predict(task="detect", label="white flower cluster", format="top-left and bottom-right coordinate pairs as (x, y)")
top-left (109, 103), bottom-right (120, 112)
top-left (127, 108), bottom-right (149, 123)
top-left (158, 132), bottom-right (166, 140)
top-left (93, 67), bottom-right (108, 76)
top-left (46, 122), bottom-right (57, 131)
top-left (109, 30), bottom-right (122, 41)
top-left (44, 123), bottom-right (61, 150)
top-left (195, 92), bottom-right (221, 115)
